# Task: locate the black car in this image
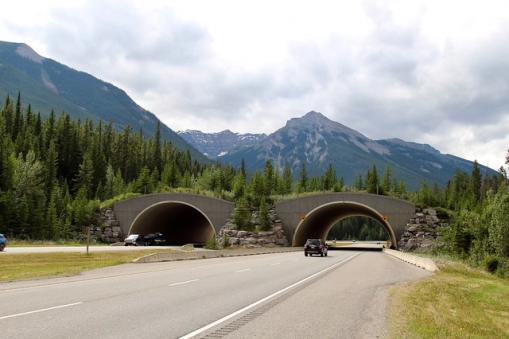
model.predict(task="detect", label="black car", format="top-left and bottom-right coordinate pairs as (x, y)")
top-left (143, 233), bottom-right (167, 246)
top-left (304, 238), bottom-right (328, 257)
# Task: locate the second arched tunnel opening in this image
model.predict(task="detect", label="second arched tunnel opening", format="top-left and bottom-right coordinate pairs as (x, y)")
top-left (292, 201), bottom-right (397, 248)
top-left (128, 201), bottom-right (215, 246)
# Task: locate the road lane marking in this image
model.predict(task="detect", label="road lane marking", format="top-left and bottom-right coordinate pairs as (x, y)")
top-left (235, 268), bottom-right (252, 273)
top-left (179, 252), bottom-right (360, 339)
top-left (0, 302), bottom-right (83, 320)
top-left (168, 279), bottom-right (199, 287)
top-left (270, 262), bottom-right (281, 266)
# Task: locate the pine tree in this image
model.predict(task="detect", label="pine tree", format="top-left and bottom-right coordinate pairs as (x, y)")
top-left (258, 197), bottom-right (271, 231)
top-left (471, 160), bottom-right (482, 202)
top-left (250, 171), bottom-right (265, 205)
top-left (323, 164), bottom-right (337, 191)
top-left (13, 92), bottom-right (22, 139)
top-left (366, 165), bottom-right (380, 194)
top-left (153, 120), bottom-right (162, 172)
top-left (76, 150), bottom-right (94, 198)
top-left (45, 139), bottom-right (58, 199)
top-left (354, 175), bottom-right (364, 191)
top-left (135, 166), bottom-right (152, 194)
top-left (233, 196), bottom-right (252, 230)
top-left (298, 162), bottom-right (308, 193)
top-left (382, 166), bottom-right (392, 194)
top-left (263, 160), bottom-right (274, 196)
top-left (232, 171), bottom-right (246, 199)
top-left (240, 158), bottom-right (246, 178)
top-left (282, 162), bottom-right (292, 194)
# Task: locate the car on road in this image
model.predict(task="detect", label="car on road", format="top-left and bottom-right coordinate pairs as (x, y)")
top-left (0, 233), bottom-right (6, 251)
top-left (124, 234), bottom-right (145, 246)
top-left (304, 238), bottom-right (328, 257)
top-left (143, 233), bottom-right (167, 246)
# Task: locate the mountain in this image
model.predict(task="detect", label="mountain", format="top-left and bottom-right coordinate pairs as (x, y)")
top-left (0, 41), bottom-right (206, 162)
top-left (178, 129), bottom-right (267, 159)
top-left (221, 111), bottom-right (496, 189)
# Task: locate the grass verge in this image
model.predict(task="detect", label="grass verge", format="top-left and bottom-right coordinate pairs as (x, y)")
top-left (388, 259), bottom-right (509, 338)
top-left (0, 250), bottom-right (173, 282)
top-left (6, 239), bottom-right (103, 247)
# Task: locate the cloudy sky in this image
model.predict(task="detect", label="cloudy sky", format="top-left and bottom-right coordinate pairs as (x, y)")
top-left (1, 0), bottom-right (508, 169)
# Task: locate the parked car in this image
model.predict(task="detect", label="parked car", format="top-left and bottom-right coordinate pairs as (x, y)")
top-left (0, 233), bottom-right (6, 251)
top-left (304, 238), bottom-right (328, 257)
top-left (124, 234), bottom-right (145, 246)
top-left (143, 233), bottom-right (167, 246)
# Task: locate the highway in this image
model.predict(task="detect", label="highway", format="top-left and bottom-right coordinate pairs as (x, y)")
top-left (0, 251), bottom-right (429, 338)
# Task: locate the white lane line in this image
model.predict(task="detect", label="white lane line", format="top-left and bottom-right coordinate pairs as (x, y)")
top-left (0, 302), bottom-right (83, 321)
top-left (179, 253), bottom-right (360, 339)
top-left (235, 268), bottom-right (252, 273)
top-left (168, 279), bottom-right (199, 287)
top-left (270, 262), bottom-right (281, 266)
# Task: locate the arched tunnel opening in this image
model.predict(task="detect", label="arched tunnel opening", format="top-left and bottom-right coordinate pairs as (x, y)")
top-left (129, 201), bottom-right (215, 246)
top-left (327, 216), bottom-right (390, 241)
top-left (292, 201), bottom-right (397, 248)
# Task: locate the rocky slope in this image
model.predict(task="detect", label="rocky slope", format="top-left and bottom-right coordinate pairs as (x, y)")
top-left (178, 129), bottom-right (266, 159)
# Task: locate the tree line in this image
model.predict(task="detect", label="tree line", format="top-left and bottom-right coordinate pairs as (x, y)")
top-left (412, 159), bottom-right (509, 273)
top-left (1, 93), bottom-right (506, 266)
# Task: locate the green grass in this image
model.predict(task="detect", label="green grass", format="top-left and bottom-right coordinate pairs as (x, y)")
top-left (6, 239), bottom-right (104, 247)
top-left (0, 250), bottom-right (173, 282)
top-left (388, 259), bottom-right (509, 338)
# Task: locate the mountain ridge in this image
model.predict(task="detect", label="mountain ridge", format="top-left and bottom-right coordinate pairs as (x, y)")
top-left (196, 111), bottom-right (494, 189)
top-left (0, 40), bottom-right (207, 162)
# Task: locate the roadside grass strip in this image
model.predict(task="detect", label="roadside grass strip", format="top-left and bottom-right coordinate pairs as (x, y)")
top-left (0, 250), bottom-right (174, 282)
top-left (388, 260), bottom-right (509, 339)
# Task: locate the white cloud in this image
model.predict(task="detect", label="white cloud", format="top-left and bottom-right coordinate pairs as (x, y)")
top-left (0, 0), bottom-right (508, 169)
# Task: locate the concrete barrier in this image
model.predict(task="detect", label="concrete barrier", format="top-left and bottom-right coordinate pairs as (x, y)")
top-left (133, 247), bottom-right (300, 263)
top-left (383, 249), bottom-right (439, 272)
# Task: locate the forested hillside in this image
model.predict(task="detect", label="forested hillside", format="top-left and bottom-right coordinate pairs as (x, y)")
top-left (0, 93), bottom-right (507, 276)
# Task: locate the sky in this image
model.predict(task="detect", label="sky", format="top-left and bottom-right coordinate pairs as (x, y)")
top-left (1, 0), bottom-right (508, 169)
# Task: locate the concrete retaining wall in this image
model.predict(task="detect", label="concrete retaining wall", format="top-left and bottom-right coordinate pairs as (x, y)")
top-left (133, 247), bottom-right (300, 263)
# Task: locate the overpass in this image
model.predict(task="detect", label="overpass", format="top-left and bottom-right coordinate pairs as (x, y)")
top-left (275, 193), bottom-right (415, 248)
top-left (113, 192), bottom-right (414, 247)
top-left (113, 193), bottom-right (234, 245)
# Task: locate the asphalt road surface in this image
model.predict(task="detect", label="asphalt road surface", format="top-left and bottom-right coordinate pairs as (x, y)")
top-left (0, 251), bottom-right (430, 338)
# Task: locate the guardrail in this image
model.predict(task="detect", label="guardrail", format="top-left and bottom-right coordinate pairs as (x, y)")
top-left (383, 248), bottom-right (439, 272)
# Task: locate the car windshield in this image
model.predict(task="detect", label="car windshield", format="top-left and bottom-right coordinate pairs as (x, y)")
top-left (306, 239), bottom-right (320, 245)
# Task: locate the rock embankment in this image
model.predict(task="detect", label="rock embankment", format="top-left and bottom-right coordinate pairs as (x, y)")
top-left (218, 208), bottom-right (289, 247)
top-left (86, 209), bottom-right (123, 243)
top-left (398, 208), bottom-right (450, 251)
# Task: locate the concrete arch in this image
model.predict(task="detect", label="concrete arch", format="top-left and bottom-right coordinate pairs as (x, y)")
top-left (128, 200), bottom-right (215, 245)
top-left (292, 201), bottom-right (397, 248)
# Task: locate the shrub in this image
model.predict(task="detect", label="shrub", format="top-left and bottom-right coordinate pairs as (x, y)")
top-left (221, 233), bottom-right (230, 248)
top-left (205, 236), bottom-right (218, 250)
top-left (484, 255), bottom-right (499, 273)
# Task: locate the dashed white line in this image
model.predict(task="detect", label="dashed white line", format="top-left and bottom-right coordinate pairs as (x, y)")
top-left (270, 262), bottom-right (281, 266)
top-left (235, 268), bottom-right (252, 273)
top-left (179, 253), bottom-right (360, 339)
top-left (0, 302), bottom-right (83, 320)
top-left (168, 279), bottom-right (199, 287)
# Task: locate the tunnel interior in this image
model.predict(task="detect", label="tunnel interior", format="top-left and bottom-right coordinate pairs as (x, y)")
top-left (293, 202), bottom-right (396, 248)
top-left (327, 216), bottom-right (390, 241)
top-left (129, 201), bottom-right (215, 245)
